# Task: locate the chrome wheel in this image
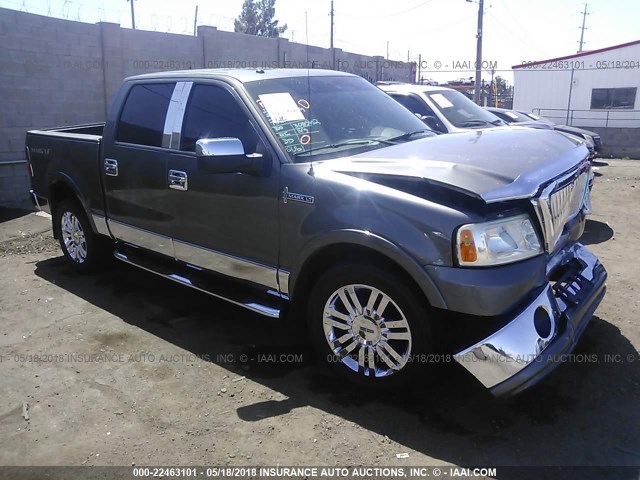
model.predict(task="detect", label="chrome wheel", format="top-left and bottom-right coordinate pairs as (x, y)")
top-left (322, 284), bottom-right (412, 378)
top-left (60, 211), bottom-right (87, 264)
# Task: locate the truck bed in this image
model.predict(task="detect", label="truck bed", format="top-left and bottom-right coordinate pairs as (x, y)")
top-left (26, 123), bottom-right (106, 223)
top-left (28, 122), bottom-right (105, 139)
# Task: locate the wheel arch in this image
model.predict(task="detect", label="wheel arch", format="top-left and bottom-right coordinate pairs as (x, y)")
top-left (287, 230), bottom-right (448, 321)
top-left (48, 174), bottom-right (98, 238)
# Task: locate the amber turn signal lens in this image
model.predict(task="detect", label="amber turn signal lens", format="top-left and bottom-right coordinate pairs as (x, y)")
top-left (459, 228), bottom-right (477, 263)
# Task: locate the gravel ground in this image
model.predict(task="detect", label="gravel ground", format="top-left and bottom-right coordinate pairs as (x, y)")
top-left (0, 160), bottom-right (638, 479)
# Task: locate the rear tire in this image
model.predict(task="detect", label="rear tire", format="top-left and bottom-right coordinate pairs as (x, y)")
top-left (307, 263), bottom-right (435, 387)
top-left (53, 199), bottom-right (110, 273)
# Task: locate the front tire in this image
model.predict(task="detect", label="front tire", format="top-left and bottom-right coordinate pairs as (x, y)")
top-left (307, 263), bottom-right (434, 387)
top-left (54, 199), bottom-right (108, 273)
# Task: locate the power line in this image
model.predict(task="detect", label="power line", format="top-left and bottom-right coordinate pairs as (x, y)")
top-left (341, 0), bottom-right (433, 20)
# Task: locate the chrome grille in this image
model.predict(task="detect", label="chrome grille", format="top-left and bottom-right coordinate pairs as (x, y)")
top-left (532, 168), bottom-right (591, 252)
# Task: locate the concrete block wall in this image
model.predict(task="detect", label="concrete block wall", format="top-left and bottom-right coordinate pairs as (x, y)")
top-left (0, 162), bottom-right (30, 206)
top-left (0, 7), bottom-right (414, 206)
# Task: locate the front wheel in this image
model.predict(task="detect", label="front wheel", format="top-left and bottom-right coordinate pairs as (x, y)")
top-left (307, 264), bottom-right (434, 387)
top-left (53, 199), bottom-right (109, 272)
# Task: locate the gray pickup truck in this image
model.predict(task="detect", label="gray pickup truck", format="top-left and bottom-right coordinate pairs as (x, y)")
top-left (27, 69), bottom-right (607, 396)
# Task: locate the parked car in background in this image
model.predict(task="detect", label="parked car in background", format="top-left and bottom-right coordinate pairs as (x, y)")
top-left (486, 107), bottom-right (598, 159)
top-left (484, 107), bottom-right (553, 130)
top-left (377, 83), bottom-right (506, 134)
top-left (519, 111), bottom-right (602, 156)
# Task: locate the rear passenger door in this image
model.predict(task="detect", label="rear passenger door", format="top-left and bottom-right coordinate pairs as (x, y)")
top-left (165, 82), bottom-right (282, 291)
top-left (102, 81), bottom-right (176, 257)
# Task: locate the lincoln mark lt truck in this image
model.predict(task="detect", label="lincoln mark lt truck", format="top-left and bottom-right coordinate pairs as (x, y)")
top-left (26, 69), bottom-right (607, 396)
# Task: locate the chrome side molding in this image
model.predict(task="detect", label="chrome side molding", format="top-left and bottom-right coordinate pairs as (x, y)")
top-left (172, 239), bottom-right (279, 291)
top-left (91, 214), bottom-right (111, 237)
top-left (106, 219), bottom-right (284, 293)
top-left (108, 220), bottom-right (175, 258)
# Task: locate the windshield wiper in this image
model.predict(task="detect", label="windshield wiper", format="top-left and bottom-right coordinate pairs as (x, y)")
top-left (378, 129), bottom-right (432, 143)
top-left (292, 138), bottom-right (391, 157)
top-left (460, 119), bottom-right (495, 127)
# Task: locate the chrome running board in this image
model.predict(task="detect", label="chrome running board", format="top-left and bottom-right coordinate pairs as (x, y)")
top-left (114, 247), bottom-right (282, 318)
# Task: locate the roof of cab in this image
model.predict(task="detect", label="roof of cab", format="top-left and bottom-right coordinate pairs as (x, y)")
top-left (124, 68), bottom-right (356, 83)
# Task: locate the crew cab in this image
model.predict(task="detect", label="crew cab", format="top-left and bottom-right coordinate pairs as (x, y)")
top-left (27, 69), bottom-right (607, 396)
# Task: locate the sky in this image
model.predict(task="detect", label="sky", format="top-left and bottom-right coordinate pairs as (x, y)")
top-left (1, 0), bottom-right (639, 83)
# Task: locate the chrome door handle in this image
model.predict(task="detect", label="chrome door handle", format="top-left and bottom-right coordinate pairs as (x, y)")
top-left (104, 158), bottom-right (118, 176)
top-left (168, 170), bottom-right (188, 191)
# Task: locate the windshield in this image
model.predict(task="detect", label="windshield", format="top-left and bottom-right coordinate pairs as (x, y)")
top-left (494, 109), bottom-right (535, 123)
top-left (244, 75), bottom-right (434, 161)
top-left (521, 112), bottom-right (556, 125)
top-left (425, 90), bottom-right (504, 128)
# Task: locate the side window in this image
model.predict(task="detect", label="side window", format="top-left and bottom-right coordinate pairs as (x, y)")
top-left (391, 94), bottom-right (446, 133)
top-left (181, 84), bottom-right (260, 153)
top-left (590, 87), bottom-right (637, 109)
top-left (117, 83), bottom-right (175, 147)
top-left (390, 94), bottom-right (435, 118)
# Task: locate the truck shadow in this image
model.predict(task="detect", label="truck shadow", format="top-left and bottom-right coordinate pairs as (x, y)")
top-left (35, 257), bottom-right (639, 478)
top-left (581, 219), bottom-right (614, 245)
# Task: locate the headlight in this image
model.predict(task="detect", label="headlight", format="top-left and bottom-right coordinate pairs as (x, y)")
top-left (456, 214), bottom-right (542, 266)
top-left (583, 134), bottom-right (594, 147)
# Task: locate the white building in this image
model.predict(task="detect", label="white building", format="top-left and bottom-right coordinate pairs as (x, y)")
top-left (512, 40), bottom-right (640, 128)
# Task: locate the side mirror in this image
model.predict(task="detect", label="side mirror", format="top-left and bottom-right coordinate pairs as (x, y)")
top-left (419, 115), bottom-right (440, 131)
top-left (196, 138), bottom-right (271, 177)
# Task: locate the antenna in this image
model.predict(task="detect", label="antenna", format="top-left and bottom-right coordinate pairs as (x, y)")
top-left (305, 11), bottom-right (314, 176)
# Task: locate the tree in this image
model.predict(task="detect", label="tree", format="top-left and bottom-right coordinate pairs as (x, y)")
top-left (234, 0), bottom-right (287, 38)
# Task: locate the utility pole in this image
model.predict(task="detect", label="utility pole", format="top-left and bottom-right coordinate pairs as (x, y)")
top-left (578, 3), bottom-right (589, 52)
top-left (330, 0), bottom-right (335, 68)
top-left (128, 0), bottom-right (135, 30)
top-left (489, 67), bottom-right (495, 107)
top-left (417, 53), bottom-right (421, 84)
top-left (386, 41), bottom-right (389, 59)
top-left (468, 0), bottom-right (484, 105)
top-left (193, 5), bottom-right (198, 36)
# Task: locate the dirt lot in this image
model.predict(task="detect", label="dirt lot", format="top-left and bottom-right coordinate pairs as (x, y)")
top-left (0, 160), bottom-right (639, 478)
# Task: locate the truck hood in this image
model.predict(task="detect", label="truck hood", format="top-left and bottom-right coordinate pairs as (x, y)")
top-left (317, 127), bottom-right (589, 203)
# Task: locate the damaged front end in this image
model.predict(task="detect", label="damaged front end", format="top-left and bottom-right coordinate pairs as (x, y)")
top-left (453, 161), bottom-right (606, 396)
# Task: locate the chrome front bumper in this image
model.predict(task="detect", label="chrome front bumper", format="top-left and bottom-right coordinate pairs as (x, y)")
top-left (454, 243), bottom-right (607, 397)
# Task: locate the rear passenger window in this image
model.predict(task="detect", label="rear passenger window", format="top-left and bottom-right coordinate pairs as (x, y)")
top-left (117, 83), bottom-right (175, 147)
top-left (181, 84), bottom-right (260, 153)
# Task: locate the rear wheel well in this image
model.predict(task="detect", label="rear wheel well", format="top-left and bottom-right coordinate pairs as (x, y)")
top-left (287, 244), bottom-right (430, 326)
top-left (49, 182), bottom-right (81, 238)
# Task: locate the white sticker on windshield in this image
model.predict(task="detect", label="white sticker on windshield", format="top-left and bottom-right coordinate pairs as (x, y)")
top-left (430, 93), bottom-right (454, 109)
top-left (505, 111), bottom-right (519, 120)
top-left (258, 93), bottom-right (305, 124)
